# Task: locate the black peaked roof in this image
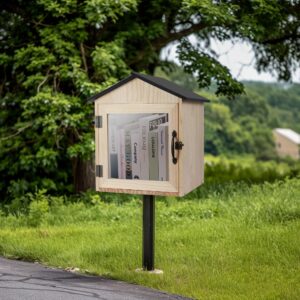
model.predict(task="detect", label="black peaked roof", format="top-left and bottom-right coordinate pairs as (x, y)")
top-left (89, 72), bottom-right (209, 103)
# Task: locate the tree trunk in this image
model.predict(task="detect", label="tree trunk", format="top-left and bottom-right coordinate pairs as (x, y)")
top-left (72, 156), bottom-right (95, 193)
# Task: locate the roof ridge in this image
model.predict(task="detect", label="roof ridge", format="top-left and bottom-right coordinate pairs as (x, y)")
top-left (88, 72), bottom-right (209, 103)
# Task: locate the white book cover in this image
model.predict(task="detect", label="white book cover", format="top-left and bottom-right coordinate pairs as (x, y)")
top-left (158, 123), bottom-right (169, 181)
top-left (148, 130), bottom-right (159, 180)
top-left (139, 114), bottom-right (168, 180)
top-left (124, 122), bottom-right (139, 179)
top-left (131, 129), bottom-right (140, 179)
top-left (117, 128), bottom-right (126, 179)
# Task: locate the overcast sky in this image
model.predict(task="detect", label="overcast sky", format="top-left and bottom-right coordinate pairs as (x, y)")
top-left (161, 39), bottom-right (300, 83)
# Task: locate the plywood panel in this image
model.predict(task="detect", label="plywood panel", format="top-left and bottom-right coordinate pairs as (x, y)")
top-left (178, 101), bottom-right (204, 196)
top-left (95, 103), bottom-right (100, 185)
top-left (95, 103), bottom-right (179, 194)
top-left (98, 178), bottom-right (178, 194)
top-left (94, 78), bottom-right (181, 104)
top-left (97, 187), bottom-right (179, 197)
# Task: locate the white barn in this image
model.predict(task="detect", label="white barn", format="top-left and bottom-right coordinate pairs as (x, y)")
top-left (273, 128), bottom-right (300, 160)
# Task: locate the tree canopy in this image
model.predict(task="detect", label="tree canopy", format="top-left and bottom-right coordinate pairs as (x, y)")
top-left (1, 0), bottom-right (300, 201)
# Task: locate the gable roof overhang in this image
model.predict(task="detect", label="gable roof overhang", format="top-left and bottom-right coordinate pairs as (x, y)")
top-left (88, 72), bottom-right (209, 103)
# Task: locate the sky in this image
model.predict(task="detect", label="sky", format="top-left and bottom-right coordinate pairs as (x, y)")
top-left (161, 38), bottom-right (300, 83)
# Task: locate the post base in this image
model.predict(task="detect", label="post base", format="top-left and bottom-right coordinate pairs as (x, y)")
top-left (135, 268), bottom-right (163, 275)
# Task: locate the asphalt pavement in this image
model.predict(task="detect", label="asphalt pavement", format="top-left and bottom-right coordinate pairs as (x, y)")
top-left (0, 257), bottom-right (191, 300)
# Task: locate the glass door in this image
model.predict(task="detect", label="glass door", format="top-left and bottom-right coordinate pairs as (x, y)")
top-left (95, 103), bottom-right (179, 195)
top-left (108, 113), bottom-right (169, 181)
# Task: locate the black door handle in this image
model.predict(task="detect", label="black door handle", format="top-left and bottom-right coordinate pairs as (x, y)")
top-left (171, 130), bottom-right (184, 164)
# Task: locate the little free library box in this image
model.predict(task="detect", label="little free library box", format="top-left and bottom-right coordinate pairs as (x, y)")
top-left (91, 72), bottom-right (208, 197)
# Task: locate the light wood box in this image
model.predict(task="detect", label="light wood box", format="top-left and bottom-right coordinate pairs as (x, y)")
top-left (92, 73), bottom-right (207, 197)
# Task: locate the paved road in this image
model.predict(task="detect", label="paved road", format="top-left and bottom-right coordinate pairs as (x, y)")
top-left (0, 257), bottom-right (190, 300)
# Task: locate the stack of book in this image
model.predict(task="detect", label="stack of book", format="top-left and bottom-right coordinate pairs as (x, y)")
top-left (109, 114), bottom-right (169, 181)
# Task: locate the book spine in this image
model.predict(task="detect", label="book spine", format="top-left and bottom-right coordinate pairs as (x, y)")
top-left (118, 128), bottom-right (126, 179)
top-left (109, 126), bottom-right (118, 178)
top-left (148, 130), bottom-right (159, 180)
top-left (158, 125), bottom-right (168, 181)
top-left (125, 129), bottom-right (132, 179)
top-left (139, 120), bottom-right (149, 180)
top-left (139, 114), bottom-right (168, 180)
top-left (131, 130), bottom-right (140, 179)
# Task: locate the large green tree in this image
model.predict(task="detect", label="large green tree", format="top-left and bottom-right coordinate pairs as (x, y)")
top-left (1, 0), bottom-right (300, 201)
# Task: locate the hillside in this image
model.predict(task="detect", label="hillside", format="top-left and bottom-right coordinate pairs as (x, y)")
top-left (243, 81), bottom-right (300, 133)
top-left (156, 66), bottom-right (300, 160)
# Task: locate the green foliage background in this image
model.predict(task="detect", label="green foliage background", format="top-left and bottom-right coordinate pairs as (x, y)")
top-left (0, 176), bottom-right (300, 299)
top-left (157, 65), bottom-right (300, 160)
top-left (1, 3), bottom-right (300, 298)
top-left (1, 0), bottom-right (300, 202)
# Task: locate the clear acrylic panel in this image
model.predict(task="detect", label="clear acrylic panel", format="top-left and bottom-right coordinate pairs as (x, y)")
top-left (108, 113), bottom-right (169, 181)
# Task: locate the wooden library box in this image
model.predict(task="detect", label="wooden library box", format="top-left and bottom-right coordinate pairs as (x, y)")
top-left (91, 72), bottom-right (208, 197)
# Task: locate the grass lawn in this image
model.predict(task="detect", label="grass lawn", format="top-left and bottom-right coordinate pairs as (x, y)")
top-left (0, 178), bottom-right (300, 299)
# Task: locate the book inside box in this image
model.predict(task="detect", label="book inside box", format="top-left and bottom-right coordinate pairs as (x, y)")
top-left (108, 113), bottom-right (169, 181)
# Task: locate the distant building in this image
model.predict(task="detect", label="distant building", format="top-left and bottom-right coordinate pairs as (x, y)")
top-left (273, 128), bottom-right (300, 160)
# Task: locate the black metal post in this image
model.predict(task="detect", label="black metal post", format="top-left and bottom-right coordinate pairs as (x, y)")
top-left (142, 195), bottom-right (155, 271)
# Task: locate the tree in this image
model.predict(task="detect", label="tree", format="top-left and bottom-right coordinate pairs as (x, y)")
top-left (244, 81), bottom-right (300, 132)
top-left (205, 102), bottom-right (252, 155)
top-left (1, 0), bottom-right (299, 201)
top-left (155, 63), bottom-right (199, 91)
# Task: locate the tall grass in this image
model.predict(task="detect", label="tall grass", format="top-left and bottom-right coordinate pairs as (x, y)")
top-left (0, 177), bottom-right (299, 299)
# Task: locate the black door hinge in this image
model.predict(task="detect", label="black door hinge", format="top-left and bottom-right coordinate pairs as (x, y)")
top-left (96, 165), bottom-right (103, 177)
top-left (95, 116), bottom-right (102, 128)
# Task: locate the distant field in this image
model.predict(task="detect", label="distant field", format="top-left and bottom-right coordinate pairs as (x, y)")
top-left (0, 177), bottom-right (299, 299)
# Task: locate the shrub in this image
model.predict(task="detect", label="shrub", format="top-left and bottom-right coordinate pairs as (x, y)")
top-left (27, 190), bottom-right (49, 227)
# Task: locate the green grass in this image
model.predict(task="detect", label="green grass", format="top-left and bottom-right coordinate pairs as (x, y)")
top-left (0, 178), bottom-right (300, 299)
